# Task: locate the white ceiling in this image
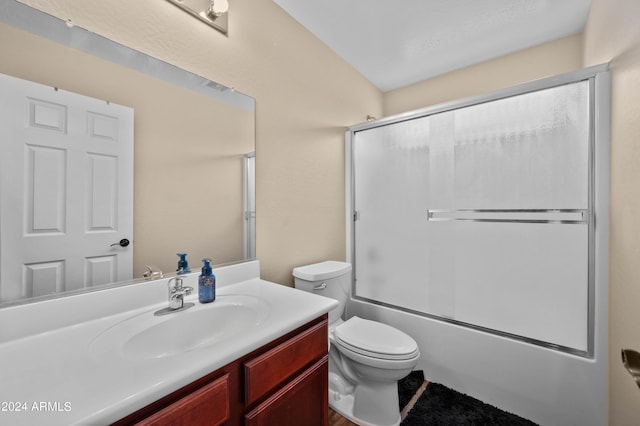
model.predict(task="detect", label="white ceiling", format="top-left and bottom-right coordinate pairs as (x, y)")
top-left (273, 0), bottom-right (592, 92)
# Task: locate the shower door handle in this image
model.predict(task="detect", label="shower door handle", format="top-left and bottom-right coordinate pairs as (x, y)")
top-left (426, 209), bottom-right (588, 224)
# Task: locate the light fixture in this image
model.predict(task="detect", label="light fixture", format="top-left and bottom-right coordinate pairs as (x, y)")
top-left (165, 0), bottom-right (229, 35)
top-left (206, 0), bottom-right (228, 19)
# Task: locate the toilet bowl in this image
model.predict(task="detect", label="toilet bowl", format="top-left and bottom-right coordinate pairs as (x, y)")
top-left (293, 261), bottom-right (420, 426)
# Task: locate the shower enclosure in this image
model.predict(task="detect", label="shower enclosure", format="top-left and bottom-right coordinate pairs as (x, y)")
top-left (346, 64), bottom-right (610, 425)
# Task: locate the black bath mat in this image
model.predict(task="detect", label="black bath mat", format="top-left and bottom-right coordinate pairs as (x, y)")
top-left (398, 370), bottom-right (425, 410)
top-left (401, 382), bottom-right (538, 426)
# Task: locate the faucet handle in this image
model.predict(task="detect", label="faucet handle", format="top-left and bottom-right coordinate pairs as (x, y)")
top-left (169, 277), bottom-right (193, 296)
top-left (174, 277), bottom-right (184, 289)
top-left (168, 276), bottom-right (185, 291)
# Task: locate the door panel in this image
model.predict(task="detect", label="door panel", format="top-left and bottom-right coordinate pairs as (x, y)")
top-left (0, 72), bottom-right (133, 301)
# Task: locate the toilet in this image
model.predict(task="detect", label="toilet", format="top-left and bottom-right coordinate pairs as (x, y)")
top-left (293, 261), bottom-right (420, 426)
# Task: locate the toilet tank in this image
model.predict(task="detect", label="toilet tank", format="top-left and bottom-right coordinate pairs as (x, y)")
top-left (293, 261), bottom-right (352, 324)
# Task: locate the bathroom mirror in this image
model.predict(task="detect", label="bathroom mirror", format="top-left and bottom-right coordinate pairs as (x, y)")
top-left (0, 1), bottom-right (255, 306)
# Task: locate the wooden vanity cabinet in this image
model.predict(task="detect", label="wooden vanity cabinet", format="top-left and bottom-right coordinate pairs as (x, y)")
top-left (113, 314), bottom-right (328, 426)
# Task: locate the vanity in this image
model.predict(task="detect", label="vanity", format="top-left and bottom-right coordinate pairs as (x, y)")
top-left (0, 260), bottom-right (337, 425)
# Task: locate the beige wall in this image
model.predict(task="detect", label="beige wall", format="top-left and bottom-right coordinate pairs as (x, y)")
top-left (384, 33), bottom-right (583, 116)
top-left (15, 0), bottom-right (383, 286)
top-left (583, 0), bottom-right (640, 424)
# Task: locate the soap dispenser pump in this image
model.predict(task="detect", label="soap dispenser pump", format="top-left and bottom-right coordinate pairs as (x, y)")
top-left (176, 253), bottom-right (190, 274)
top-left (199, 258), bottom-right (216, 303)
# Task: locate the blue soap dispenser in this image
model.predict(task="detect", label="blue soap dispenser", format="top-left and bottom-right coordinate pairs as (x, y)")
top-left (199, 258), bottom-right (216, 303)
top-left (176, 253), bottom-right (190, 274)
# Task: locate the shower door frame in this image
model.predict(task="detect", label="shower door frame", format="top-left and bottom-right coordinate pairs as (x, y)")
top-left (345, 63), bottom-right (610, 358)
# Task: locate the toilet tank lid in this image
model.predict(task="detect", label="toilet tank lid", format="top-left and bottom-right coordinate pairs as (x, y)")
top-left (293, 261), bottom-right (352, 281)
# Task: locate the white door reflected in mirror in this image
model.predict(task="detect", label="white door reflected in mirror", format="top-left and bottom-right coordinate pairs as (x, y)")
top-left (0, 73), bottom-right (134, 302)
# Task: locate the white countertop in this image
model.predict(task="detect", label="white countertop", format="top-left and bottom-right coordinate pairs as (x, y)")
top-left (0, 261), bottom-right (337, 425)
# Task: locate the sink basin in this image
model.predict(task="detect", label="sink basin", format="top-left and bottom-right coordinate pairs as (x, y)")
top-left (89, 294), bottom-right (269, 360)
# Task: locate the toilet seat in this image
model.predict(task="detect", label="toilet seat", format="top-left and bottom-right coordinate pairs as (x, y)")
top-left (334, 316), bottom-right (419, 361)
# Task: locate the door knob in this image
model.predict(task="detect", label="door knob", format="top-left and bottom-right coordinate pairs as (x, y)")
top-left (111, 238), bottom-right (130, 247)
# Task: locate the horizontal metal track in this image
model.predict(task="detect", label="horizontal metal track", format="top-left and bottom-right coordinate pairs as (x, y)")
top-left (426, 209), bottom-right (589, 224)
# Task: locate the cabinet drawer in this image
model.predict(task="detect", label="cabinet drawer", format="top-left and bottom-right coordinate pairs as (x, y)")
top-left (135, 373), bottom-right (229, 426)
top-left (245, 355), bottom-right (329, 426)
top-left (244, 318), bottom-right (328, 405)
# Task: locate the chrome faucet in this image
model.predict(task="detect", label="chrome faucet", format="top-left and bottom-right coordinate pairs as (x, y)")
top-left (143, 265), bottom-right (164, 280)
top-left (168, 276), bottom-right (193, 310)
top-left (155, 276), bottom-right (194, 316)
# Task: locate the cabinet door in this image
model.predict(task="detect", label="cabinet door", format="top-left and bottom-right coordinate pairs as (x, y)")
top-left (135, 373), bottom-right (229, 426)
top-left (245, 356), bottom-right (328, 426)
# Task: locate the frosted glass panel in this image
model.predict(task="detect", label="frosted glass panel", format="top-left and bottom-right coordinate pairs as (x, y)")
top-left (452, 221), bottom-right (588, 350)
top-left (352, 79), bottom-right (592, 352)
top-left (453, 82), bottom-right (590, 209)
top-left (353, 118), bottom-right (431, 313)
top-left (425, 112), bottom-right (456, 318)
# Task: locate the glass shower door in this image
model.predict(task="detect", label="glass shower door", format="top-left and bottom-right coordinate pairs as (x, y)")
top-left (352, 80), bottom-right (592, 353)
top-left (353, 117), bottom-right (433, 314)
